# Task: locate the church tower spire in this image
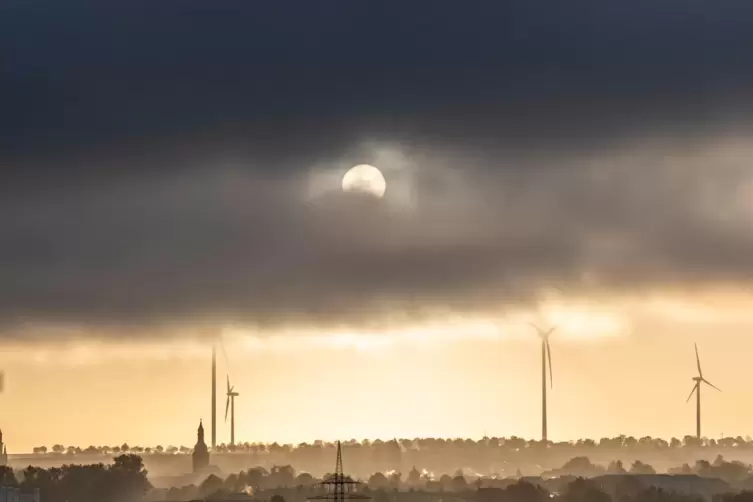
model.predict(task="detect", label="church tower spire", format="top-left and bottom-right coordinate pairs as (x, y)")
top-left (192, 420), bottom-right (209, 473)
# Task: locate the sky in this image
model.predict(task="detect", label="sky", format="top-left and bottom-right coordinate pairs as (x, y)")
top-left (2, 1), bottom-right (753, 452)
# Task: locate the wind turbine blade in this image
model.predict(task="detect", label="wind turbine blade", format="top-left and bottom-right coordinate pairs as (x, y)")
top-left (686, 383), bottom-right (699, 403)
top-left (220, 336), bottom-right (231, 367)
top-left (530, 323), bottom-right (557, 341)
top-left (225, 396), bottom-right (230, 421)
top-left (703, 379), bottom-right (722, 392)
top-left (546, 340), bottom-right (553, 388)
top-left (695, 343), bottom-right (703, 378)
top-left (227, 374), bottom-right (231, 393)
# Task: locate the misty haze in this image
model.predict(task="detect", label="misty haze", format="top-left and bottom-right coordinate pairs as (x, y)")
top-left (3, 3), bottom-right (753, 502)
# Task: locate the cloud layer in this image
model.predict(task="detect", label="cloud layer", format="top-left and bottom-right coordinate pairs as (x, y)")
top-left (2, 2), bottom-right (753, 336)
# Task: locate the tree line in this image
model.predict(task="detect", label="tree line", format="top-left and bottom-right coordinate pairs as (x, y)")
top-left (0, 454), bottom-right (150, 502)
top-left (148, 468), bottom-right (753, 502)
top-left (29, 436), bottom-right (753, 479)
top-left (31, 435), bottom-right (753, 456)
top-left (5, 454), bottom-right (753, 502)
top-left (145, 455), bottom-right (753, 502)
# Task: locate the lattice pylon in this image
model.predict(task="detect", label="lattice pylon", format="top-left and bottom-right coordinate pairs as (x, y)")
top-left (335, 441), bottom-right (343, 478)
top-left (307, 441), bottom-right (370, 502)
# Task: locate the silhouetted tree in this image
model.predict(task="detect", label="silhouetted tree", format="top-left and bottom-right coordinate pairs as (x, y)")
top-left (629, 461), bottom-right (656, 475)
top-left (200, 475), bottom-right (224, 498)
top-left (562, 478), bottom-right (612, 502)
top-left (439, 474), bottom-right (453, 492)
top-left (369, 472), bottom-right (389, 489)
top-left (388, 471), bottom-right (402, 490)
top-left (669, 463), bottom-right (693, 475)
top-left (222, 473), bottom-right (240, 493)
top-left (110, 454), bottom-right (151, 499)
top-left (608, 461), bottom-right (627, 474)
top-left (451, 473), bottom-right (467, 492)
top-left (244, 467), bottom-right (268, 491)
top-left (0, 466), bottom-right (19, 487)
top-left (477, 481), bottom-right (550, 502)
top-left (550, 458), bottom-right (605, 478)
top-left (407, 467), bottom-right (422, 487)
top-left (269, 465), bottom-right (296, 488)
top-left (295, 473), bottom-right (315, 487)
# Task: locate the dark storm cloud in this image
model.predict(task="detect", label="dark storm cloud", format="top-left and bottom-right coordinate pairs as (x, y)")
top-left (3, 1), bottom-right (753, 169)
top-left (2, 1), bottom-right (753, 335)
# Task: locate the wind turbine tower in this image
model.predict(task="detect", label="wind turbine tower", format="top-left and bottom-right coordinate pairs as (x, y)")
top-left (686, 343), bottom-right (721, 440)
top-left (530, 324), bottom-right (555, 442)
top-left (211, 343), bottom-right (217, 449)
top-left (225, 375), bottom-right (239, 447)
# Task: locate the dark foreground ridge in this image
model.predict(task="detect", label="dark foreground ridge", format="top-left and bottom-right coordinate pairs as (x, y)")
top-left (6, 454), bottom-right (753, 502)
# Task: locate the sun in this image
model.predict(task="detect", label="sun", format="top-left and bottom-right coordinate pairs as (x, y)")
top-left (341, 164), bottom-right (387, 199)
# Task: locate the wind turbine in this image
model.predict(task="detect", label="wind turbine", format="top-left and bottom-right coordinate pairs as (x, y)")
top-left (211, 342), bottom-right (216, 450)
top-left (225, 375), bottom-right (239, 448)
top-left (686, 343), bottom-right (721, 440)
top-left (530, 323), bottom-right (555, 442)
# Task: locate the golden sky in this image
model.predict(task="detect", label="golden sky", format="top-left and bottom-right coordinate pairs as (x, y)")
top-left (1, 289), bottom-right (750, 453)
top-left (5, 1), bottom-right (753, 460)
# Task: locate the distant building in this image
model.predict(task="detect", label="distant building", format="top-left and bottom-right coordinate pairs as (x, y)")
top-left (0, 487), bottom-right (40, 502)
top-left (19, 489), bottom-right (41, 502)
top-left (0, 486), bottom-right (19, 502)
top-left (0, 429), bottom-right (7, 466)
top-left (192, 420), bottom-right (209, 473)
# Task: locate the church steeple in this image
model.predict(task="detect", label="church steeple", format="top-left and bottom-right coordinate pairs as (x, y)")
top-left (192, 419), bottom-right (209, 473)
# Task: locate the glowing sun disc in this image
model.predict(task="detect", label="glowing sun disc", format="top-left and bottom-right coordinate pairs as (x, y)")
top-left (341, 164), bottom-right (387, 198)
